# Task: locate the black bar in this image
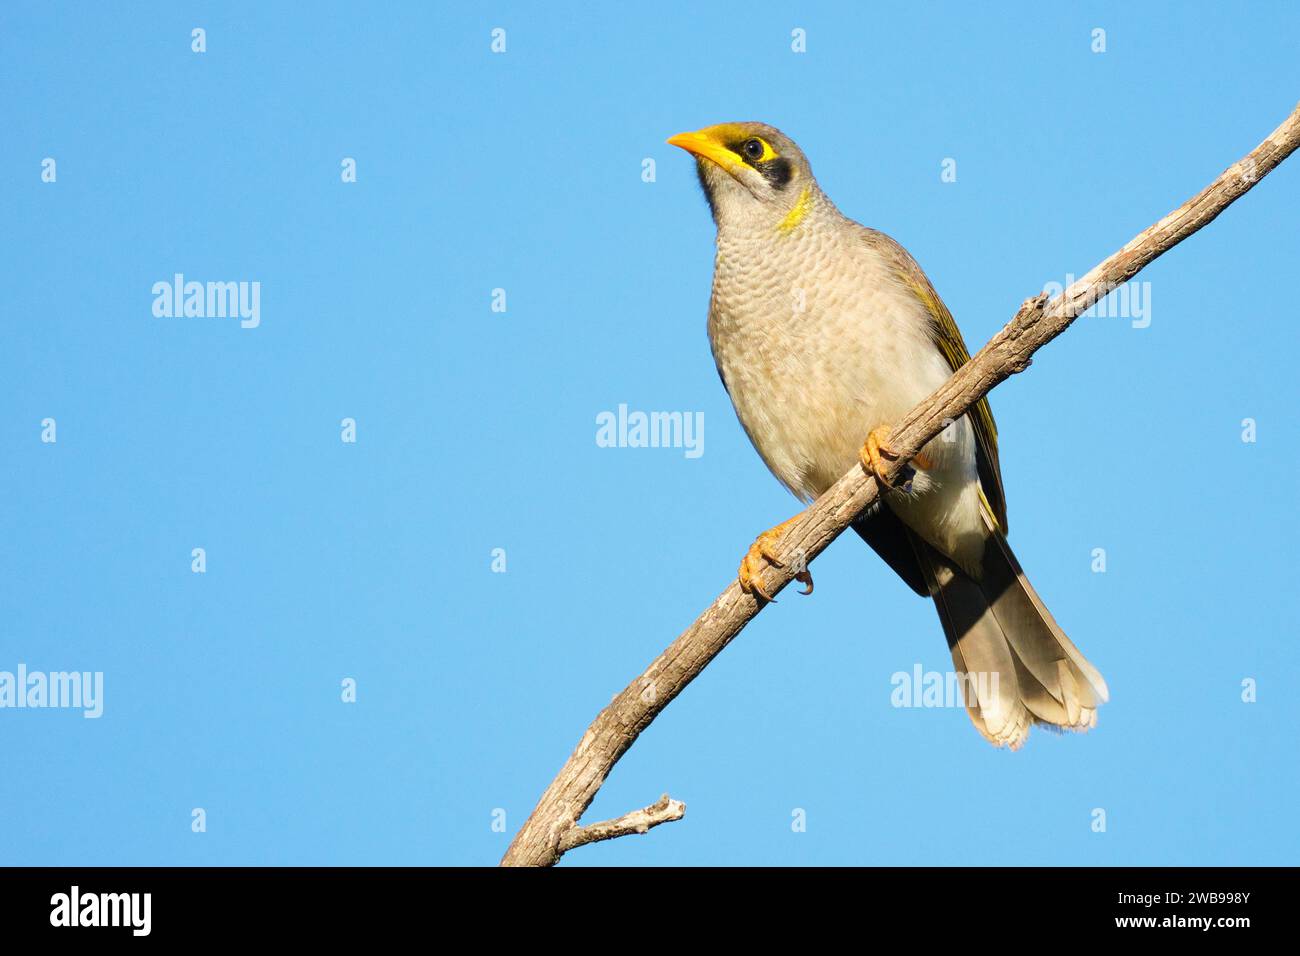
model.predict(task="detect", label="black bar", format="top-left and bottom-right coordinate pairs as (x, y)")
top-left (0, 866), bottom-right (1287, 940)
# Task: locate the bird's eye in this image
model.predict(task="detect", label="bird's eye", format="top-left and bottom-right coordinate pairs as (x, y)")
top-left (742, 138), bottom-right (766, 161)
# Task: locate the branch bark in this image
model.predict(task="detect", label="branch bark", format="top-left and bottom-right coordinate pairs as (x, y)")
top-left (501, 103), bottom-right (1300, 867)
top-left (556, 794), bottom-right (687, 853)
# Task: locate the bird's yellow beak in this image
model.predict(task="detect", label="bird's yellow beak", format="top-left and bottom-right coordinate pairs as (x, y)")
top-left (667, 128), bottom-right (742, 172)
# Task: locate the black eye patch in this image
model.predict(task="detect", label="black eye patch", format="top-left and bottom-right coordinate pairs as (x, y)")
top-left (728, 139), bottom-right (794, 191)
top-left (758, 157), bottom-right (793, 190)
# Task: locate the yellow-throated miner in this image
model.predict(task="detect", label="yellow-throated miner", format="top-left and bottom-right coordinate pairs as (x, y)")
top-left (669, 122), bottom-right (1108, 748)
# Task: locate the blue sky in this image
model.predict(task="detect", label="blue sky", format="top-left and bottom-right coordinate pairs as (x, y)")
top-left (2, 2), bottom-right (1297, 866)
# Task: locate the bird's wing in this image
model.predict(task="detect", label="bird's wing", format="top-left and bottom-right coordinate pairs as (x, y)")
top-left (861, 229), bottom-right (1009, 534)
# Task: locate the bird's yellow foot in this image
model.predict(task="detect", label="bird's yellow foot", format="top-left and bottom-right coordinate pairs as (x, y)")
top-left (859, 426), bottom-right (931, 493)
top-left (738, 515), bottom-right (813, 603)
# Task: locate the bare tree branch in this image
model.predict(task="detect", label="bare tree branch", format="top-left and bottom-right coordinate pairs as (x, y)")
top-left (557, 794), bottom-right (687, 853)
top-left (501, 103), bottom-right (1300, 867)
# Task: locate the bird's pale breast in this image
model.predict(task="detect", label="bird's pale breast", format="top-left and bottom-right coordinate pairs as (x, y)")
top-left (708, 213), bottom-right (987, 570)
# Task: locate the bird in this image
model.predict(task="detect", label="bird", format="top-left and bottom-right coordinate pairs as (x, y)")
top-left (667, 121), bottom-right (1108, 749)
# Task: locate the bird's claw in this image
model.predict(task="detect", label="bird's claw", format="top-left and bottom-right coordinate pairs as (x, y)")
top-left (860, 425), bottom-right (926, 493)
top-left (860, 426), bottom-right (900, 490)
top-left (738, 517), bottom-right (814, 603)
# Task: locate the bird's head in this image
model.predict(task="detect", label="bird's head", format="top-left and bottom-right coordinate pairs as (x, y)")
top-left (667, 122), bottom-right (816, 230)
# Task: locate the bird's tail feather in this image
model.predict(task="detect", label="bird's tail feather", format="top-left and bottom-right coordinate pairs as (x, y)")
top-left (909, 521), bottom-right (1109, 749)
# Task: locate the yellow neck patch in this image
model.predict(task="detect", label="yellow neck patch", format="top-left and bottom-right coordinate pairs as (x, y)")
top-left (777, 187), bottom-right (813, 234)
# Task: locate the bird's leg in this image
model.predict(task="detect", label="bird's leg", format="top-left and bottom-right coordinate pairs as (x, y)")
top-left (738, 514), bottom-right (814, 604)
top-left (859, 426), bottom-right (932, 493)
